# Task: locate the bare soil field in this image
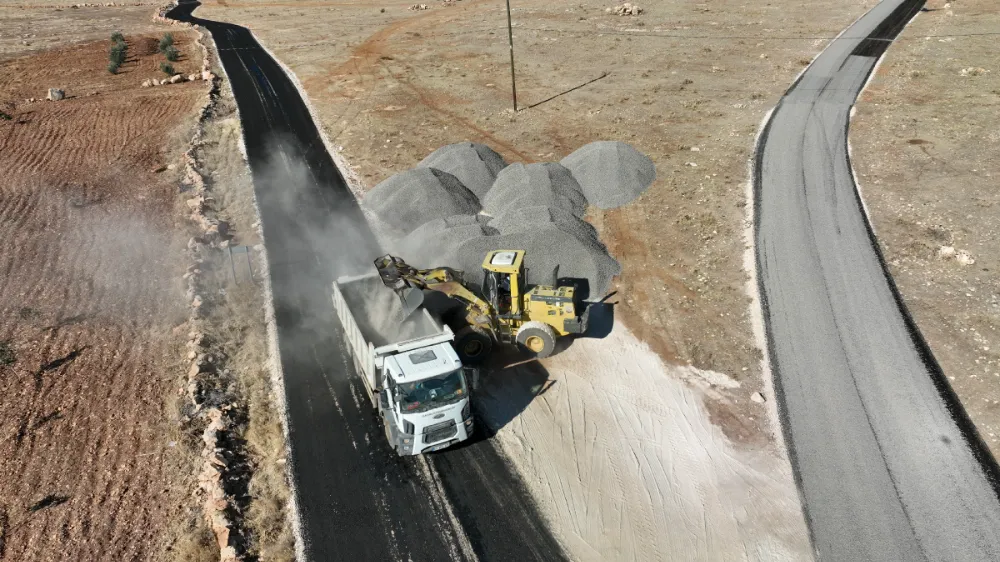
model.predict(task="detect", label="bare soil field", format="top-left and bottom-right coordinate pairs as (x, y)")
top-left (197, 0), bottom-right (878, 446)
top-left (852, 0), bottom-right (1000, 456)
top-left (0, 20), bottom-right (209, 560)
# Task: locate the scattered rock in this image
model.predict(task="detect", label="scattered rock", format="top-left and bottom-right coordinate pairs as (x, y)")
top-left (606, 2), bottom-right (642, 15)
top-left (46, 88), bottom-right (65, 101)
top-left (960, 67), bottom-right (989, 77)
top-left (751, 392), bottom-right (766, 404)
top-left (169, 74), bottom-right (185, 84)
top-left (409, 3), bottom-right (428, 9)
top-left (201, 70), bottom-right (215, 81)
top-left (188, 73), bottom-right (199, 82)
top-left (141, 79), bottom-right (153, 88)
top-left (938, 245), bottom-right (956, 259)
top-left (956, 251), bottom-right (976, 266)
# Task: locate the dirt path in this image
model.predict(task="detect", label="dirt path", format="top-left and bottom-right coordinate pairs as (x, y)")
top-left (0, 30), bottom-right (207, 560)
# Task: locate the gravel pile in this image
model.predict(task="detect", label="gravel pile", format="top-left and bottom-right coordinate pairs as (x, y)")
top-left (418, 142), bottom-right (508, 201)
top-left (365, 141), bottom-right (653, 299)
top-left (560, 141), bottom-right (655, 209)
top-left (362, 167), bottom-right (480, 237)
top-left (483, 163), bottom-right (588, 218)
top-left (340, 273), bottom-right (441, 346)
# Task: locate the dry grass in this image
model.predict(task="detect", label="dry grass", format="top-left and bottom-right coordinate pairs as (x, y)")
top-left (190, 44), bottom-right (294, 558)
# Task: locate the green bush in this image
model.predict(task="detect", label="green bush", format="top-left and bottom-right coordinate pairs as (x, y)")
top-left (111, 31), bottom-right (124, 43)
top-left (164, 45), bottom-right (180, 62)
top-left (0, 341), bottom-right (15, 366)
top-left (108, 61), bottom-right (119, 74)
top-left (160, 62), bottom-right (174, 75)
top-left (109, 44), bottom-right (126, 66)
top-left (159, 33), bottom-right (174, 53)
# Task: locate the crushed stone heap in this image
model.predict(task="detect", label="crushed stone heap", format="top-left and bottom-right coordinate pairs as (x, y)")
top-left (483, 162), bottom-right (588, 218)
top-left (560, 140), bottom-right (655, 209)
top-left (417, 142), bottom-right (508, 201)
top-left (365, 140), bottom-right (654, 299)
top-left (362, 167), bottom-right (481, 238)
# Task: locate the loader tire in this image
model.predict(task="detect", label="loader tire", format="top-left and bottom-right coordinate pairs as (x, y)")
top-left (516, 322), bottom-right (557, 359)
top-left (455, 326), bottom-right (493, 364)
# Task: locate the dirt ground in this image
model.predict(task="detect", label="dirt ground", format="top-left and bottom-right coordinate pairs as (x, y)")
top-left (0, 15), bottom-right (209, 560)
top-left (852, 0), bottom-right (1000, 457)
top-left (196, 0), bottom-right (879, 446)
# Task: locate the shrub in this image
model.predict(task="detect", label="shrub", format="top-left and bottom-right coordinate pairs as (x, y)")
top-left (159, 33), bottom-right (174, 53)
top-left (108, 61), bottom-right (120, 74)
top-left (109, 44), bottom-right (126, 66)
top-left (164, 45), bottom-right (180, 62)
top-left (160, 62), bottom-right (175, 75)
top-left (111, 31), bottom-right (124, 43)
top-left (0, 341), bottom-right (15, 366)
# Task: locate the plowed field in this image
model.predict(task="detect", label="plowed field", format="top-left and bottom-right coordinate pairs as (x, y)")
top-left (0, 31), bottom-right (206, 561)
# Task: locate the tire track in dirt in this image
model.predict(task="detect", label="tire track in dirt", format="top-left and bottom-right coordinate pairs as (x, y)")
top-left (0, 34), bottom-right (204, 561)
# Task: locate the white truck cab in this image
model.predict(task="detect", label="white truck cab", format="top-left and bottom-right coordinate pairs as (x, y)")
top-left (379, 342), bottom-right (473, 455)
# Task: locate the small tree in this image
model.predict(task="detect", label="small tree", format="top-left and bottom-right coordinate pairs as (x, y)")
top-left (108, 61), bottom-right (120, 74)
top-left (159, 33), bottom-right (174, 53)
top-left (164, 45), bottom-right (180, 62)
top-left (160, 62), bottom-right (175, 75)
top-left (111, 31), bottom-right (124, 43)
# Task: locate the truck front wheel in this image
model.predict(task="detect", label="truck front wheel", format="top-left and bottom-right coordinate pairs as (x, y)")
top-left (516, 322), bottom-right (557, 359)
top-left (455, 326), bottom-right (493, 364)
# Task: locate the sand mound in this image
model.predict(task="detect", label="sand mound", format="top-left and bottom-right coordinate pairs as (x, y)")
top-left (363, 168), bottom-right (481, 237)
top-left (417, 142), bottom-right (508, 201)
top-left (483, 162), bottom-right (588, 218)
top-left (560, 141), bottom-right (655, 209)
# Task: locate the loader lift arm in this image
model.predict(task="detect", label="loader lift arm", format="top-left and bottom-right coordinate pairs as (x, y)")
top-left (374, 255), bottom-right (495, 334)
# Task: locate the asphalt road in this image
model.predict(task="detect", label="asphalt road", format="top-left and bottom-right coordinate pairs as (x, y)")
top-left (755, 1), bottom-right (1000, 560)
top-left (166, 3), bottom-right (564, 560)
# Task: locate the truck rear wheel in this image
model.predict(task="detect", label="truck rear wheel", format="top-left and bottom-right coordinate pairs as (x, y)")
top-left (516, 322), bottom-right (557, 359)
top-left (455, 326), bottom-right (493, 364)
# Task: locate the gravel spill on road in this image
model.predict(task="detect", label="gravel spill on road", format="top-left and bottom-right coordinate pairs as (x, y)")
top-left (366, 141), bottom-right (653, 298)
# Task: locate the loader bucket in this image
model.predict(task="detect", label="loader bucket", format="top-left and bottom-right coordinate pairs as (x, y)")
top-left (398, 287), bottom-right (425, 319)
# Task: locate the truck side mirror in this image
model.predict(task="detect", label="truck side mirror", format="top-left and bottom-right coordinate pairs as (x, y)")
top-left (464, 366), bottom-right (480, 391)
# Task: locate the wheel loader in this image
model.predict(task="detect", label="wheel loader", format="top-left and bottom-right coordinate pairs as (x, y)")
top-left (374, 250), bottom-right (589, 362)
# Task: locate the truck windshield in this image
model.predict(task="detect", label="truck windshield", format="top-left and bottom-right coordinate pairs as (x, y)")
top-left (398, 370), bottom-right (467, 413)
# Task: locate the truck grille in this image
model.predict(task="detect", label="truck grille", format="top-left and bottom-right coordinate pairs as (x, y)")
top-left (423, 420), bottom-right (457, 444)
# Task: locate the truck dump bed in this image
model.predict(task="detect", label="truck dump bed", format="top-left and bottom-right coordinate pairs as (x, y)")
top-left (335, 273), bottom-right (442, 347)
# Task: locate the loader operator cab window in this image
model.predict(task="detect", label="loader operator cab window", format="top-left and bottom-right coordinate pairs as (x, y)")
top-left (483, 270), bottom-right (512, 316)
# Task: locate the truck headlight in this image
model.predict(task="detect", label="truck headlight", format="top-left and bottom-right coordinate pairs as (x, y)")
top-left (403, 420), bottom-right (415, 435)
top-left (462, 401), bottom-right (471, 421)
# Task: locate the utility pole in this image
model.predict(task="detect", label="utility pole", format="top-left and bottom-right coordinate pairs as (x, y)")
top-left (505, 0), bottom-right (517, 111)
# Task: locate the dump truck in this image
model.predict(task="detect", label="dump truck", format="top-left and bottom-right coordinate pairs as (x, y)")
top-left (332, 273), bottom-right (475, 455)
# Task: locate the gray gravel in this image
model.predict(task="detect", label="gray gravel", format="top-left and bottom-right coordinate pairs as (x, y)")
top-left (366, 141), bottom-right (652, 300)
top-left (339, 273), bottom-right (441, 346)
top-left (362, 167), bottom-right (480, 237)
top-left (561, 141), bottom-right (655, 209)
top-left (418, 142), bottom-right (508, 201)
top-left (483, 163), bottom-right (588, 218)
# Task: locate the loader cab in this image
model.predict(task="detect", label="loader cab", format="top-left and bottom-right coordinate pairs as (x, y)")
top-left (482, 250), bottom-right (525, 318)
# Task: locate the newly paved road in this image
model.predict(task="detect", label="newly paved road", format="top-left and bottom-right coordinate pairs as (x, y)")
top-left (167, 2), bottom-right (564, 560)
top-left (756, 0), bottom-right (1000, 559)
